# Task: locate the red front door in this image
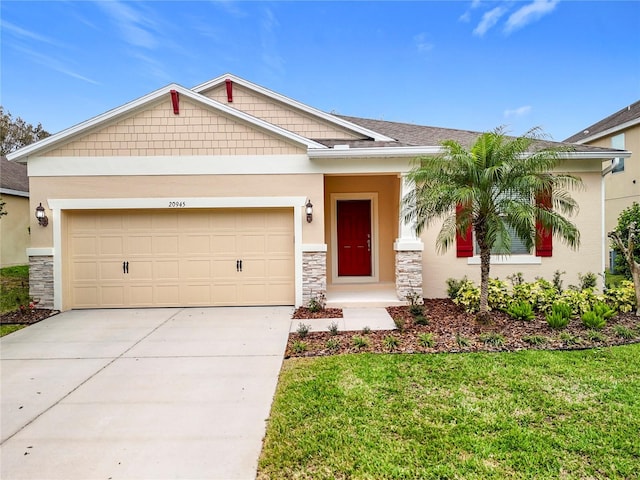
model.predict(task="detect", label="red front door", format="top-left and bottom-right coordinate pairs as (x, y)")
top-left (337, 200), bottom-right (372, 276)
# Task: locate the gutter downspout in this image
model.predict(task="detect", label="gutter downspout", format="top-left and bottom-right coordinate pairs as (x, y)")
top-left (601, 158), bottom-right (620, 287)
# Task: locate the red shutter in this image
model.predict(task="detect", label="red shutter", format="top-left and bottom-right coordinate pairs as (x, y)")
top-left (456, 203), bottom-right (473, 257)
top-left (535, 190), bottom-right (552, 257)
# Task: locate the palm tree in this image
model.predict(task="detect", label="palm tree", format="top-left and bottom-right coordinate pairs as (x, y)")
top-left (403, 127), bottom-right (583, 322)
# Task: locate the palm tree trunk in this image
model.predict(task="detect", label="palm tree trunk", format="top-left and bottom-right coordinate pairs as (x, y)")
top-left (476, 225), bottom-right (491, 323)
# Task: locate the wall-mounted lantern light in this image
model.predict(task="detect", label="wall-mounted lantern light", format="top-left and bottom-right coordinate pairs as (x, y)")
top-left (35, 203), bottom-right (48, 227)
top-left (305, 200), bottom-right (313, 223)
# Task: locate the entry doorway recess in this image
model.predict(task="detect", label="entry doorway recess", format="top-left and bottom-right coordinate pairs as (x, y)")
top-left (330, 193), bottom-right (379, 284)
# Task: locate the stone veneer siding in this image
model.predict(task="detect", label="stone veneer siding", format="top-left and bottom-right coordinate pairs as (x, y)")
top-left (302, 251), bottom-right (327, 306)
top-left (395, 250), bottom-right (423, 303)
top-left (29, 255), bottom-right (54, 310)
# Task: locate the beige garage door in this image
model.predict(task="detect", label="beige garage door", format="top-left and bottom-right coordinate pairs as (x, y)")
top-left (65, 208), bottom-right (294, 308)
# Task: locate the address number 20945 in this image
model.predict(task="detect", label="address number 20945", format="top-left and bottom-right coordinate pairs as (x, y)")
top-left (168, 201), bottom-right (186, 208)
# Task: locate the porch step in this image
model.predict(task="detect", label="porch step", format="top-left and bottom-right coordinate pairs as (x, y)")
top-left (325, 283), bottom-right (407, 309)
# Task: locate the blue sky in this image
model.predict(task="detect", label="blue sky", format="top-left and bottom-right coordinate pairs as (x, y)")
top-left (1, 1), bottom-right (639, 142)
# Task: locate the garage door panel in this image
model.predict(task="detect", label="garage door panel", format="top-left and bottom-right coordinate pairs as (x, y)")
top-left (128, 236), bottom-right (153, 256)
top-left (153, 236), bottom-right (179, 256)
top-left (183, 235), bottom-right (210, 254)
top-left (154, 285), bottom-right (180, 305)
top-left (129, 285), bottom-right (154, 305)
top-left (99, 236), bottom-right (124, 256)
top-left (67, 208), bottom-right (294, 308)
top-left (100, 286), bottom-right (126, 306)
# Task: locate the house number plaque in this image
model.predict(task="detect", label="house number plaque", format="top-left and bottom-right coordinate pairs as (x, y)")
top-left (168, 201), bottom-right (186, 208)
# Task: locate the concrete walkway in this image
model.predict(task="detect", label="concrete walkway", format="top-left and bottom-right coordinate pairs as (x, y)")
top-left (289, 307), bottom-right (397, 333)
top-left (1, 307), bottom-right (292, 480)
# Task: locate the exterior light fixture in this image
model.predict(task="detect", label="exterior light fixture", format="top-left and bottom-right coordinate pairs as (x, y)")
top-left (35, 203), bottom-right (48, 227)
top-left (305, 200), bottom-right (313, 223)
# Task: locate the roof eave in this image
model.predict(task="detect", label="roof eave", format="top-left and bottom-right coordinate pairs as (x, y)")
top-left (571, 117), bottom-right (640, 144)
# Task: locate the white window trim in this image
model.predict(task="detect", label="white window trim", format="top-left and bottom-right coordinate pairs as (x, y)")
top-left (467, 254), bottom-right (542, 265)
top-left (330, 192), bottom-right (379, 284)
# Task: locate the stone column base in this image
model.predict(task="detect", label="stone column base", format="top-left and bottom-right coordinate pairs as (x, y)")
top-left (395, 250), bottom-right (423, 303)
top-left (302, 251), bottom-right (327, 306)
top-left (29, 255), bottom-right (54, 310)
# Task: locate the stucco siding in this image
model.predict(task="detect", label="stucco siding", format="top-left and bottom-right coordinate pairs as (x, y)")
top-left (29, 173), bottom-right (325, 248)
top-left (203, 84), bottom-right (365, 140)
top-left (0, 194), bottom-right (30, 267)
top-left (421, 171), bottom-right (603, 297)
top-left (43, 98), bottom-right (304, 157)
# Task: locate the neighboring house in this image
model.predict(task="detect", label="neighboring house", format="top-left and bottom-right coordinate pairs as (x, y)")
top-left (565, 100), bottom-right (640, 271)
top-left (0, 155), bottom-right (30, 268)
top-left (6, 74), bottom-right (630, 311)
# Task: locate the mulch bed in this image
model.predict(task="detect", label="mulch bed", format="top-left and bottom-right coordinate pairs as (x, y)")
top-left (292, 307), bottom-right (343, 319)
top-left (0, 309), bottom-right (59, 325)
top-left (286, 298), bottom-right (640, 358)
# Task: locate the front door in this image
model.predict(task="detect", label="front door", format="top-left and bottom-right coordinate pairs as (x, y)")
top-left (337, 200), bottom-right (372, 276)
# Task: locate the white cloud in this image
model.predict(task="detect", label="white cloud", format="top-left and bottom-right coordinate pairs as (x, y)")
top-left (473, 6), bottom-right (508, 37)
top-left (459, 0), bottom-right (483, 22)
top-left (504, 105), bottom-right (532, 118)
top-left (260, 8), bottom-right (285, 74)
top-left (12, 44), bottom-right (100, 85)
top-left (505, 0), bottom-right (559, 34)
top-left (1, 20), bottom-right (62, 46)
top-left (414, 33), bottom-right (434, 53)
top-left (96, 1), bottom-right (160, 49)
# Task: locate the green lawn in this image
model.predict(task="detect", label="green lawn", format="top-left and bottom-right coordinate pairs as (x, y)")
top-left (259, 345), bottom-right (640, 479)
top-left (0, 265), bottom-right (29, 314)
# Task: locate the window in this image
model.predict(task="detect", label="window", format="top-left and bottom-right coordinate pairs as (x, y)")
top-left (475, 224), bottom-right (530, 255)
top-left (611, 133), bottom-right (625, 173)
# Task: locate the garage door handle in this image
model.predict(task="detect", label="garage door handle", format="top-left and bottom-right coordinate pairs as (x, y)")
top-left (123, 261), bottom-right (129, 274)
top-left (239, 260), bottom-right (243, 272)
top-left (236, 260), bottom-right (240, 272)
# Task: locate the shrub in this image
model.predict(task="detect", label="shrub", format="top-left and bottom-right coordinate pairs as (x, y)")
top-left (614, 325), bottom-right (635, 339)
top-left (418, 332), bottom-right (435, 348)
top-left (605, 280), bottom-right (636, 313)
top-left (326, 338), bottom-right (341, 350)
top-left (446, 277), bottom-right (468, 299)
top-left (361, 326), bottom-right (371, 335)
top-left (512, 279), bottom-right (559, 315)
top-left (592, 301), bottom-right (616, 320)
top-left (352, 336), bottom-right (370, 349)
top-left (522, 335), bottom-right (547, 345)
top-left (414, 315), bottom-right (429, 326)
top-left (577, 272), bottom-right (598, 290)
top-left (405, 290), bottom-right (423, 308)
top-left (506, 272), bottom-right (525, 287)
top-left (479, 332), bottom-right (505, 346)
top-left (292, 340), bottom-right (307, 353)
top-left (587, 330), bottom-right (607, 342)
top-left (488, 278), bottom-right (510, 311)
top-left (296, 323), bottom-right (310, 338)
top-left (307, 293), bottom-right (326, 313)
top-left (552, 270), bottom-right (566, 292)
top-left (581, 310), bottom-right (606, 330)
top-left (393, 316), bottom-right (406, 333)
top-left (507, 301), bottom-right (535, 321)
top-left (559, 288), bottom-right (603, 316)
top-left (559, 332), bottom-right (582, 346)
top-left (327, 321), bottom-right (339, 336)
top-left (456, 334), bottom-right (470, 347)
top-left (383, 335), bottom-right (400, 350)
top-left (546, 302), bottom-right (572, 330)
top-left (409, 304), bottom-right (424, 316)
top-left (452, 280), bottom-right (480, 313)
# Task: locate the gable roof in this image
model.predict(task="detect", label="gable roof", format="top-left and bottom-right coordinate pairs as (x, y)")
top-left (0, 156), bottom-right (29, 195)
top-left (6, 83), bottom-right (328, 163)
top-left (193, 74), bottom-right (395, 143)
top-left (564, 100), bottom-right (640, 144)
top-left (321, 115), bottom-right (625, 157)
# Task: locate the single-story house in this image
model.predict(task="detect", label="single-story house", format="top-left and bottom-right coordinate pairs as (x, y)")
top-left (6, 74), bottom-right (631, 311)
top-left (0, 155), bottom-right (30, 268)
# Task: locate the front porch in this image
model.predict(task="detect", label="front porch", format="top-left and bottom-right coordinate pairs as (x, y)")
top-left (325, 282), bottom-right (406, 308)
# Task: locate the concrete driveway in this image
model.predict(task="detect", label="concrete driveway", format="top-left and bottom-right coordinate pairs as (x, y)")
top-left (1, 307), bottom-right (292, 480)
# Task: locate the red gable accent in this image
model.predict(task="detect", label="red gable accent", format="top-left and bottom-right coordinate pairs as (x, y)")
top-left (170, 90), bottom-right (179, 114)
top-left (225, 79), bottom-right (233, 102)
